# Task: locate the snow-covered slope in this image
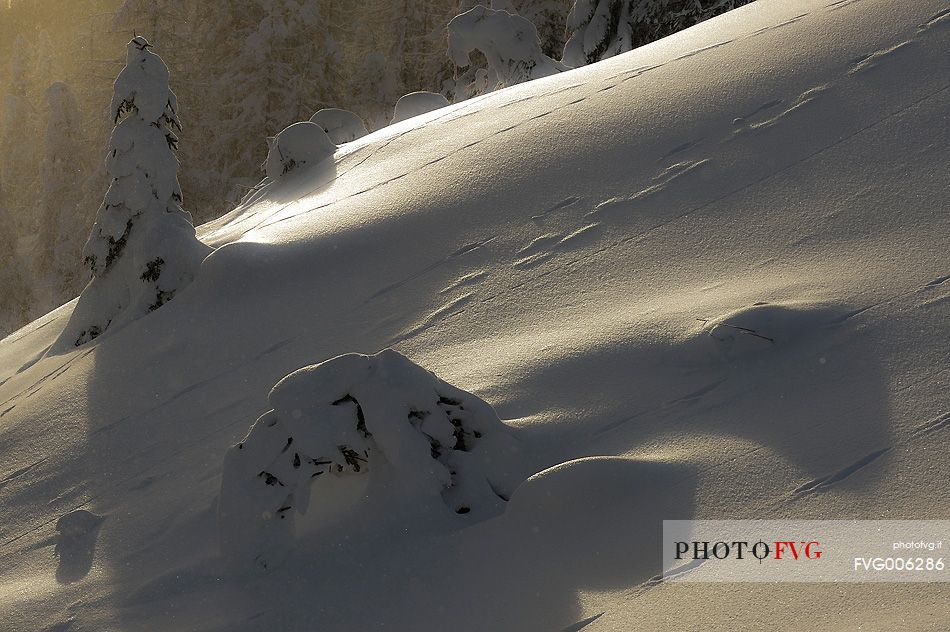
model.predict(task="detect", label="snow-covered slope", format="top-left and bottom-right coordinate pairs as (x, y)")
top-left (2, 0), bottom-right (948, 630)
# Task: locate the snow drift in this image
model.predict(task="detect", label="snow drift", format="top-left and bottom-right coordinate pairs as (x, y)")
top-left (1, 1), bottom-right (948, 630)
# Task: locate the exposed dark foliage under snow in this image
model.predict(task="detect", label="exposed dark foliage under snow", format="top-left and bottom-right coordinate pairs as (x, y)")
top-left (219, 349), bottom-right (518, 569)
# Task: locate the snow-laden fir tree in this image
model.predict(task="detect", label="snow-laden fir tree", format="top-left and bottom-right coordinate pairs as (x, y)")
top-left (563, 0), bottom-right (625, 66)
top-left (112, 0), bottom-right (218, 220)
top-left (443, 0), bottom-right (570, 101)
top-left (1, 35), bottom-right (39, 232)
top-left (52, 36), bottom-right (210, 351)
top-left (195, 0), bottom-right (342, 209)
top-left (35, 82), bottom-right (87, 313)
top-left (0, 178), bottom-right (31, 338)
top-left (447, 4), bottom-right (567, 98)
top-left (263, 121), bottom-right (336, 180)
top-left (563, 0), bottom-right (753, 67)
top-left (517, 0), bottom-right (575, 59)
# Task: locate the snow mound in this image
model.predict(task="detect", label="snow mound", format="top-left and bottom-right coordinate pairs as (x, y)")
top-left (390, 91), bottom-right (450, 125)
top-left (264, 121), bottom-right (336, 179)
top-left (309, 108), bottom-right (368, 144)
top-left (219, 349), bottom-right (518, 569)
top-left (692, 301), bottom-right (846, 360)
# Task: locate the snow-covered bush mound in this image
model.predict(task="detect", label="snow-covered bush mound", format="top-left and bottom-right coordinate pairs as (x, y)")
top-left (390, 91), bottom-right (450, 125)
top-left (51, 36), bottom-right (210, 352)
top-left (693, 301), bottom-right (846, 360)
top-left (219, 349), bottom-right (518, 570)
top-left (309, 108), bottom-right (368, 144)
top-left (264, 121), bottom-right (336, 179)
top-left (448, 5), bottom-right (567, 96)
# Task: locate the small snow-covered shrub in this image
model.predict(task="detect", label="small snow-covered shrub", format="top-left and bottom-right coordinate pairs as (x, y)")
top-left (390, 91), bottom-right (450, 125)
top-left (309, 108), bottom-right (368, 144)
top-left (219, 349), bottom-right (518, 570)
top-left (447, 5), bottom-right (567, 97)
top-left (264, 121), bottom-right (336, 179)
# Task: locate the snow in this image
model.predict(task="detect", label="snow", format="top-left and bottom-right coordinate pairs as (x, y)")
top-left (447, 4), bottom-right (567, 94)
top-left (1, 1), bottom-right (949, 630)
top-left (563, 0), bottom-right (627, 66)
top-left (390, 91), bottom-right (450, 124)
top-left (263, 121), bottom-right (337, 179)
top-left (52, 37), bottom-right (210, 352)
top-left (219, 349), bottom-right (518, 570)
top-left (308, 108), bottom-right (369, 144)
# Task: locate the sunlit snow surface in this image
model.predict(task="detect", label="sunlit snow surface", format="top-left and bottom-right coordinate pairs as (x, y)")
top-left (1, 0), bottom-right (948, 630)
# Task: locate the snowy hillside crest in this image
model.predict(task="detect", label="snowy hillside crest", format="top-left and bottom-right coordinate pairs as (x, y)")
top-left (51, 36), bottom-right (210, 352)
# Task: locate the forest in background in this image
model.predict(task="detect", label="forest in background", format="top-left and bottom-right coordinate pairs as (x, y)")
top-left (0, 0), bottom-right (749, 337)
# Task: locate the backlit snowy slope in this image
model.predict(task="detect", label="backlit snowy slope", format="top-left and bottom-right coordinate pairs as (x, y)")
top-left (1, 0), bottom-right (948, 630)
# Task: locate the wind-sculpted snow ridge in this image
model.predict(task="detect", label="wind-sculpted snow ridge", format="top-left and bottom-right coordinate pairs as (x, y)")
top-left (1, 1), bottom-right (949, 629)
top-left (219, 349), bottom-right (518, 570)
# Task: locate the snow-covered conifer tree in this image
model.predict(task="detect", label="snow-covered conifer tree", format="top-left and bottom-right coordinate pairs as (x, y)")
top-left (447, 4), bottom-right (567, 98)
top-left (52, 37), bottom-right (210, 351)
top-left (0, 179), bottom-right (31, 337)
top-left (517, 0), bottom-right (575, 59)
top-left (263, 121), bottom-right (336, 180)
top-left (1, 35), bottom-right (39, 228)
top-left (563, 0), bottom-right (753, 67)
top-left (36, 82), bottom-right (86, 310)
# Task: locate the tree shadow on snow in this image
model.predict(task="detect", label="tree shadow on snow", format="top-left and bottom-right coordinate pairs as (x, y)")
top-left (216, 456), bottom-right (694, 632)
